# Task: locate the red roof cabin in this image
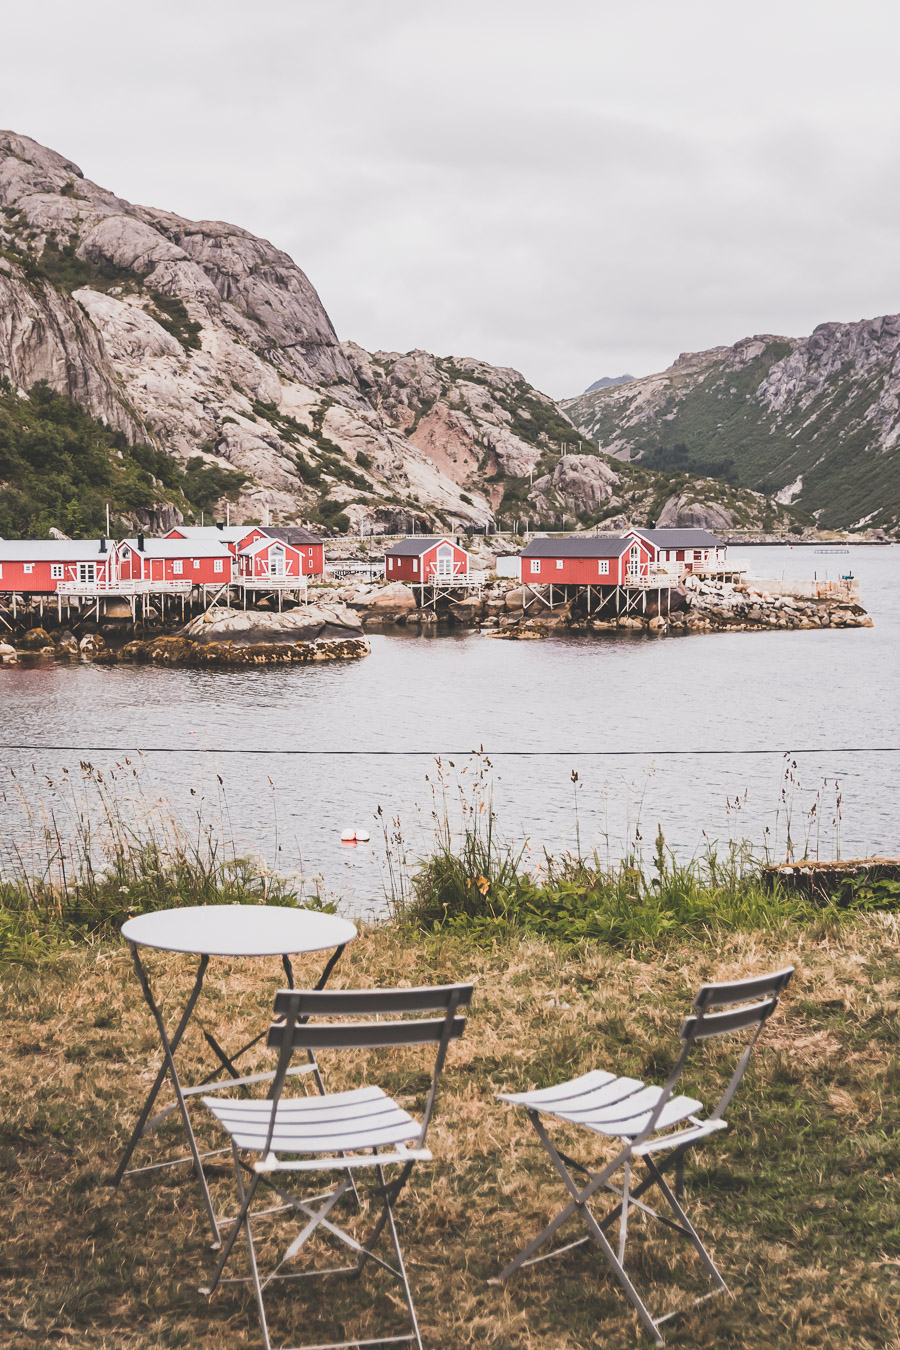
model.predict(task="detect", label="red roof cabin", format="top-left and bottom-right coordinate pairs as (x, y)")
top-left (165, 524), bottom-right (251, 557)
top-left (236, 527), bottom-right (324, 577)
top-left (626, 528), bottom-right (725, 573)
top-left (118, 535), bottom-right (233, 584)
top-left (518, 535), bottom-right (654, 586)
top-left (384, 536), bottom-right (471, 583)
top-left (0, 538), bottom-right (117, 593)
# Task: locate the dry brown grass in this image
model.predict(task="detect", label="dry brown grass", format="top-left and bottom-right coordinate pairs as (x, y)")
top-left (2, 919), bottom-right (900, 1349)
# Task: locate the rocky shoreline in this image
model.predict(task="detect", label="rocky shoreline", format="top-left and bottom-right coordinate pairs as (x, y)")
top-left (0, 576), bottom-right (872, 666)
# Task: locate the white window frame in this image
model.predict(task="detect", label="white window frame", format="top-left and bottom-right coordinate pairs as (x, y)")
top-left (598, 559), bottom-right (609, 576)
top-left (556, 559), bottom-right (563, 570)
top-left (23, 563), bottom-right (34, 574)
top-left (193, 558), bottom-right (200, 570)
top-left (172, 559), bottom-right (184, 575)
top-left (213, 559), bottom-right (223, 574)
top-left (435, 544), bottom-right (454, 576)
top-left (268, 545), bottom-right (286, 578)
top-left (78, 562), bottom-right (96, 584)
top-left (388, 557), bottom-right (394, 571)
top-left (51, 564), bottom-right (64, 580)
top-left (412, 558), bottom-right (419, 573)
top-left (530, 559), bottom-right (541, 575)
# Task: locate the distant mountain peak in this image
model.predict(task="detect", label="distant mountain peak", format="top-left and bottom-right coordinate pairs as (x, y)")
top-left (584, 374), bottom-right (634, 393)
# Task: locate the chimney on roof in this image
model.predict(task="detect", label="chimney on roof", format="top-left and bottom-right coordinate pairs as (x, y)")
top-left (137, 531), bottom-right (145, 552)
top-left (217, 521), bottom-right (224, 530)
top-left (99, 536), bottom-right (107, 553)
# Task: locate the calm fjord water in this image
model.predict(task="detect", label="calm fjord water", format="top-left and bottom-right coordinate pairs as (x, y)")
top-left (1, 545), bottom-right (897, 915)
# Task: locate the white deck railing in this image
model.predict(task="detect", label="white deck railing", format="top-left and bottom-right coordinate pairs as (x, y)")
top-left (237, 576), bottom-right (309, 591)
top-left (56, 578), bottom-right (195, 596)
top-left (427, 570), bottom-right (488, 587)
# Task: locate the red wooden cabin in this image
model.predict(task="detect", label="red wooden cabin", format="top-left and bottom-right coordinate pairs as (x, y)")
top-left (518, 535), bottom-right (653, 585)
top-left (384, 536), bottom-right (471, 583)
top-left (0, 539), bottom-right (117, 593)
top-left (627, 528), bottom-right (725, 572)
top-left (237, 535), bottom-right (308, 581)
top-left (236, 527), bottom-right (324, 577)
top-left (118, 535), bottom-right (233, 584)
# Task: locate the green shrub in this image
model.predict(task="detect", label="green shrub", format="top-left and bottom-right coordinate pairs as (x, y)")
top-left (148, 291), bottom-right (202, 352)
top-left (0, 382), bottom-right (243, 534)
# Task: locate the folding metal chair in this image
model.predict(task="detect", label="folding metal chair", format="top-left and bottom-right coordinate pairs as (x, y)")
top-left (198, 981), bottom-right (474, 1350)
top-left (494, 966), bottom-right (794, 1344)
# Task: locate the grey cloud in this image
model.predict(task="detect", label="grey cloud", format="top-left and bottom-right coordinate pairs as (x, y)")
top-left (2, 0), bottom-right (900, 396)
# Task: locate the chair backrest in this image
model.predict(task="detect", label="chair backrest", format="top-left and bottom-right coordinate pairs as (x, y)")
top-left (681, 966), bottom-right (795, 1044)
top-left (635, 966), bottom-right (794, 1144)
top-left (262, 983), bottom-right (474, 1155)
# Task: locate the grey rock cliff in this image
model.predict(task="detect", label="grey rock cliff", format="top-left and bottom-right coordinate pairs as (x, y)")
top-left (0, 130), bottom-right (493, 529)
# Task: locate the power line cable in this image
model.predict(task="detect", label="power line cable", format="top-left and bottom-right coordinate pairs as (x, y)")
top-left (0, 745), bottom-right (897, 757)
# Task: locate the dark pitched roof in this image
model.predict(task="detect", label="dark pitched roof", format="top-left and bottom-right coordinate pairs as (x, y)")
top-left (258, 526), bottom-right (323, 546)
top-left (520, 535), bottom-right (631, 559)
top-left (385, 536), bottom-right (457, 557)
top-left (632, 528), bottom-right (724, 548)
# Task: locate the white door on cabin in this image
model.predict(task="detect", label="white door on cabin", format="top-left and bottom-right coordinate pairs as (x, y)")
top-left (627, 545), bottom-right (641, 578)
top-left (269, 545), bottom-right (286, 577)
top-left (436, 544), bottom-right (454, 576)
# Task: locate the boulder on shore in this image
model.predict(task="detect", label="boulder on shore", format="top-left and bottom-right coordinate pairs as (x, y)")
top-left (179, 604), bottom-right (363, 646)
top-left (17, 627), bottom-right (55, 651)
top-left (355, 582), bottom-right (418, 622)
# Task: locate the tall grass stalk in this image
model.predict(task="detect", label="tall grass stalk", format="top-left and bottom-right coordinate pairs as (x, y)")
top-left (0, 759), bottom-right (323, 964)
top-left (387, 756), bottom-right (894, 948)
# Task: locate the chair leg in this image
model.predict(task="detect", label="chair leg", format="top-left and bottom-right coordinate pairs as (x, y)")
top-left (202, 1146), bottom-right (263, 1297)
top-left (377, 1162), bottom-right (424, 1350)
top-left (353, 1158), bottom-right (415, 1280)
top-left (241, 1177), bottom-right (273, 1350)
top-left (643, 1158), bottom-right (729, 1295)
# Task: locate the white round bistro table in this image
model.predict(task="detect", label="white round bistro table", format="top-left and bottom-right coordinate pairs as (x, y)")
top-left (114, 904), bottom-right (357, 1244)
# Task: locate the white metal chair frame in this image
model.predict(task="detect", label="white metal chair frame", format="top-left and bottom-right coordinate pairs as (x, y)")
top-left (113, 942), bottom-right (348, 1245)
top-left (495, 967), bottom-right (794, 1344)
top-left (199, 982), bottom-right (474, 1350)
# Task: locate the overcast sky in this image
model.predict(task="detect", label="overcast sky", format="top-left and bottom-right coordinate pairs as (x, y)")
top-left (3, 0), bottom-right (900, 397)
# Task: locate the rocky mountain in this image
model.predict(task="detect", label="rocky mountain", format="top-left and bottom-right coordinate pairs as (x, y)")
top-left (0, 130), bottom-right (803, 538)
top-left (563, 322), bottom-right (900, 534)
top-left (584, 374), bottom-right (633, 393)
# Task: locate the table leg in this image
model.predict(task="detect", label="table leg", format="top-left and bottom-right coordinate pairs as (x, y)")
top-left (115, 944), bottom-right (221, 1246)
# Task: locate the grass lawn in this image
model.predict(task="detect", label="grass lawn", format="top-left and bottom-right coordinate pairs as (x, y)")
top-left (2, 919), bottom-right (899, 1349)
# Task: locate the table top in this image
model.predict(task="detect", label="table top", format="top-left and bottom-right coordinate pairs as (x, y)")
top-left (121, 904), bottom-right (357, 957)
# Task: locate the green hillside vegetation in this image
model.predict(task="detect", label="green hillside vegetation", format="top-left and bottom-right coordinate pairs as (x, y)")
top-left (0, 382), bottom-right (245, 537)
top-left (566, 340), bottom-right (900, 533)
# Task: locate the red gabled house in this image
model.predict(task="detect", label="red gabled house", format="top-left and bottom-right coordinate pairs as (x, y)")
top-left (626, 528), bottom-right (726, 573)
top-left (236, 526), bottom-right (324, 577)
top-left (118, 535), bottom-right (233, 584)
top-left (518, 535), bottom-right (654, 585)
top-left (0, 539), bottom-right (118, 593)
top-left (384, 536), bottom-right (471, 583)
